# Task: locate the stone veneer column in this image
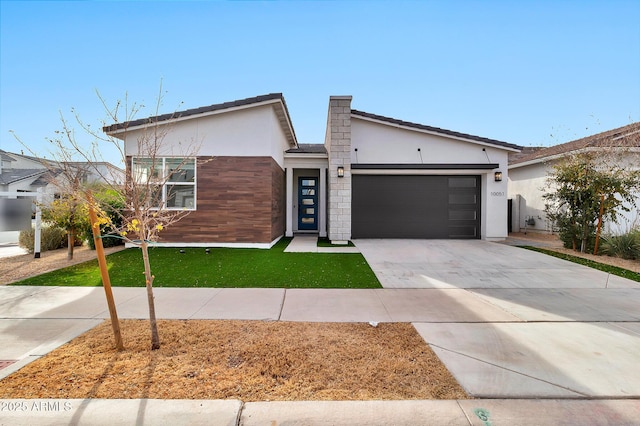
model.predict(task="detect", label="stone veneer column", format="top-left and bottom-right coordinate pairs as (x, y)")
top-left (326, 96), bottom-right (352, 244)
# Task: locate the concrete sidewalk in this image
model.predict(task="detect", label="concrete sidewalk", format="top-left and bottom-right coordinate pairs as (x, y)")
top-left (0, 242), bottom-right (28, 259)
top-left (1, 398), bottom-right (639, 425)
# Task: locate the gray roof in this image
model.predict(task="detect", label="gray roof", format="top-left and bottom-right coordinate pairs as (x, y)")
top-left (510, 122), bottom-right (640, 166)
top-left (0, 150), bottom-right (16, 162)
top-left (0, 169), bottom-right (46, 185)
top-left (30, 169), bottom-right (62, 187)
top-left (103, 93), bottom-right (298, 147)
top-left (351, 110), bottom-right (522, 151)
top-left (0, 148), bottom-right (50, 165)
top-left (286, 144), bottom-right (327, 154)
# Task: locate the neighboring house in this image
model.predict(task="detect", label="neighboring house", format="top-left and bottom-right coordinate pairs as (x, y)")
top-left (0, 149), bottom-right (123, 194)
top-left (508, 122), bottom-right (640, 235)
top-left (0, 149), bottom-right (50, 193)
top-left (0, 149), bottom-right (124, 235)
top-left (104, 93), bottom-right (521, 247)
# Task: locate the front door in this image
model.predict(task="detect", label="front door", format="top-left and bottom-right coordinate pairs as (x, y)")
top-left (298, 177), bottom-right (318, 231)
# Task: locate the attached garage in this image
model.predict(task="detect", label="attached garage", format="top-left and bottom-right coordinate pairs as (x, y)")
top-left (352, 174), bottom-right (481, 239)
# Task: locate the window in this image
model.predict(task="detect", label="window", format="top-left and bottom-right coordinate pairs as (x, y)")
top-left (132, 157), bottom-right (196, 210)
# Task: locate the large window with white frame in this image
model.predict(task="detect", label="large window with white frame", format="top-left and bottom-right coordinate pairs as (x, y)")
top-left (131, 157), bottom-right (196, 210)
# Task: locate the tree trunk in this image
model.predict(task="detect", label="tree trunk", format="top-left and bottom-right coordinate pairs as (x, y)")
top-left (88, 198), bottom-right (123, 351)
top-left (67, 229), bottom-right (75, 260)
top-left (140, 241), bottom-right (160, 350)
top-left (580, 218), bottom-right (589, 253)
top-left (593, 195), bottom-right (605, 255)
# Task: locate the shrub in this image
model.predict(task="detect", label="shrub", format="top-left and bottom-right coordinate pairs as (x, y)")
top-left (82, 187), bottom-right (126, 250)
top-left (19, 225), bottom-right (67, 253)
top-left (86, 232), bottom-right (125, 249)
top-left (600, 230), bottom-right (640, 260)
top-left (554, 214), bottom-right (596, 251)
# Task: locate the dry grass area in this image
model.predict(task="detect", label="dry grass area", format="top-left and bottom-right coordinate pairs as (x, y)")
top-left (0, 320), bottom-right (468, 401)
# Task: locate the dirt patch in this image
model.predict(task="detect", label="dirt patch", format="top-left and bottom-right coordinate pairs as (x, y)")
top-left (0, 320), bottom-right (467, 401)
top-left (550, 247), bottom-right (640, 273)
top-left (0, 245), bottom-right (125, 285)
top-left (509, 232), bottom-right (640, 273)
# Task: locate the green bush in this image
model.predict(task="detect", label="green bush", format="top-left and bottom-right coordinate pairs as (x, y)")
top-left (600, 230), bottom-right (640, 260)
top-left (86, 232), bottom-right (126, 249)
top-left (81, 188), bottom-right (126, 250)
top-left (554, 214), bottom-right (596, 251)
top-left (18, 225), bottom-right (67, 253)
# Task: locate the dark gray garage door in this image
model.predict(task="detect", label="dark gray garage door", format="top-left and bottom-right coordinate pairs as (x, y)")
top-left (352, 175), bottom-right (480, 239)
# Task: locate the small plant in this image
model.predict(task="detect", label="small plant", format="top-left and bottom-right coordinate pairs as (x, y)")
top-left (82, 187), bottom-right (125, 250)
top-left (600, 230), bottom-right (640, 260)
top-left (19, 225), bottom-right (67, 253)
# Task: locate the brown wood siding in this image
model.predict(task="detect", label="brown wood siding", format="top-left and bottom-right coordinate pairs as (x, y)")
top-left (271, 161), bottom-right (286, 240)
top-left (158, 156), bottom-right (285, 244)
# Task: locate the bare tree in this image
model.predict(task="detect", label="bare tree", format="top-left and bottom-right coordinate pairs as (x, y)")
top-left (18, 84), bottom-right (200, 350)
top-left (11, 128), bottom-right (95, 260)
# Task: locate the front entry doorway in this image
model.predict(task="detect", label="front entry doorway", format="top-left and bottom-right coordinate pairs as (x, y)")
top-left (298, 177), bottom-right (318, 231)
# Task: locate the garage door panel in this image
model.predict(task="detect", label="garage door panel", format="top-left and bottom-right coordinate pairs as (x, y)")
top-left (352, 175), bottom-right (480, 239)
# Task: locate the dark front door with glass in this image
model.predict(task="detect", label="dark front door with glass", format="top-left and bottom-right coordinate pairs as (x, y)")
top-left (298, 177), bottom-right (318, 231)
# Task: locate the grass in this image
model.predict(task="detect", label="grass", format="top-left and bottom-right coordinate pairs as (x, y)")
top-left (317, 237), bottom-right (355, 248)
top-left (521, 246), bottom-right (640, 282)
top-left (11, 238), bottom-right (381, 288)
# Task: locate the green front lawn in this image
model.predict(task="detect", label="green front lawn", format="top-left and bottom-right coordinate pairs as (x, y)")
top-left (11, 238), bottom-right (381, 288)
top-left (317, 237), bottom-right (356, 248)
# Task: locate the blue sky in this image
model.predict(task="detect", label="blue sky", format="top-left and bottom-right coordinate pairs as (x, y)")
top-left (1, 0), bottom-right (639, 166)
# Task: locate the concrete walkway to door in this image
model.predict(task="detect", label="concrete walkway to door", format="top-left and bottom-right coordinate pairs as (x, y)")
top-left (354, 239), bottom-right (640, 398)
top-left (283, 235), bottom-right (360, 253)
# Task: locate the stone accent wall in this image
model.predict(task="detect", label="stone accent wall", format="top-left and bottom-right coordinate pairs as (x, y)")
top-left (325, 96), bottom-right (352, 243)
top-left (158, 156), bottom-right (284, 244)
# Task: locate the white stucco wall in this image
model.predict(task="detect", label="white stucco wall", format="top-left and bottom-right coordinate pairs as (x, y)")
top-left (508, 162), bottom-right (552, 233)
top-left (351, 118), bottom-right (507, 165)
top-left (3, 155), bottom-right (45, 170)
top-left (351, 117), bottom-right (512, 240)
top-left (509, 151), bottom-right (640, 235)
top-left (121, 104), bottom-right (292, 167)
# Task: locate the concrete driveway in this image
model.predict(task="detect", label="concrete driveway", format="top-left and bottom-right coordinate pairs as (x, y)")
top-left (355, 239), bottom-right (640, 398)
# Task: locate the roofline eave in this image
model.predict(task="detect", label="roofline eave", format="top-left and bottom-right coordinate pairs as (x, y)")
top-left (509, 146), bottom-right (640, 169)
top-left (105, 97), bottom-right (298, 148)
top-left (105, 98), bottom-right (282, 135)
top-left (284, 153), bottom-right (328, 159)
top-left (351, 114), bottom-right (521, 152)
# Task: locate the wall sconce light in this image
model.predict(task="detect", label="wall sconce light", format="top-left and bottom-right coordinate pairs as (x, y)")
top-left (494, 171), bottom-right (503, 182)
top-left (337, 166), bottom-right (345, 178)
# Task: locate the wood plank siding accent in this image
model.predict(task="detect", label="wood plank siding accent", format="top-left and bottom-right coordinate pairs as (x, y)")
top-left (158, 156), bottom-right (286, 244)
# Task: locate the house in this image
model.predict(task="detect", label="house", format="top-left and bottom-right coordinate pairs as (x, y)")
top-left (0, 149), bottom-right (51, 194)
top-left (0, 149), bottom-right (124, 233)
top-left (508, 122), bottom-right (640, 235)
top-left (0, 149), bottom-right (123, 194)
top-left (104, 93), bottom-right (521, 247)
